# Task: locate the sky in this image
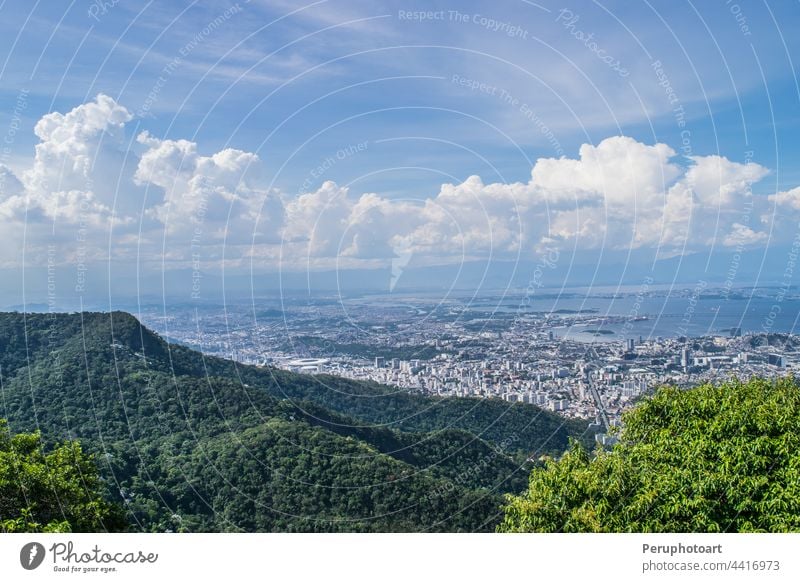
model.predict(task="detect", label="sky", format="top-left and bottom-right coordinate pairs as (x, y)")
top-left (0, 0), bottom-right (799, 303)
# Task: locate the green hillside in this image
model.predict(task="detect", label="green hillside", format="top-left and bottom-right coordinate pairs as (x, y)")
top-left (500, 377), bottom-right (800, 533)
top-left (0, 311), bottom-right (593, 532)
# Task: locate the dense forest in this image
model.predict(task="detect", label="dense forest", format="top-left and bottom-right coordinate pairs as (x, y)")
top-left (500, 377), bottom-right (800, 532)
top-left (0, 419), bottom-right (126, 532)
top-left (0, 311), bottom-right (593, 532)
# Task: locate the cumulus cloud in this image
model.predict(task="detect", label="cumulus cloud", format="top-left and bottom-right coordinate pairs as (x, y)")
top-left (531, 136), bottom-right (680, 206)
top-left (129, 131), bottom-right (777, 267)
top-left (134, 131), bottom-right (283, 248)
top-left (0, 93), bottom-right (137, 231)
top-left (0, 94), bottom-right (140, 267)
top-left (683, 155), bottom-right (767, 206)
top-left (0, 165), bottom-right (24, 199)
top-left (281, 175), bottom-right (525, 265)
top-left (277, 135), bottom-right (772, 266)
top-left (282, 180), bottom-right (351, 255)
top-left (723, 223), bottom-right (768, 247)
top-left (0, 94), bottom-right (786, 274)
top-left (769, 186), bottom-right (800, 211)
top-left (24, 93), bottom-right (135, 221)
top-left (525, 138), bottom-right (770, 251)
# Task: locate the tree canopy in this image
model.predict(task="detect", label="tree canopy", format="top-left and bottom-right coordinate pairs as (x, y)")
top-left (0, 420), bottom-right (126, 532)
top-left (0, 311), bottom-right (593, 531)
top-left (499, 377), bottom-right (800, 532)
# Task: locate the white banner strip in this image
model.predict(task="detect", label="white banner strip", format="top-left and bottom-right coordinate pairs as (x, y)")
top-left (2, 533), bottom-right (798, 581)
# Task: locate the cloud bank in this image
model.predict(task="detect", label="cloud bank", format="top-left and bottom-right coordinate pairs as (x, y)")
top-left (0, 94), bottom-right (789, 274)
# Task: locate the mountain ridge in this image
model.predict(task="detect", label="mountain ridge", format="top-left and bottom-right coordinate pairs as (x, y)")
top-left (0, 310), bottom-right (593, 531)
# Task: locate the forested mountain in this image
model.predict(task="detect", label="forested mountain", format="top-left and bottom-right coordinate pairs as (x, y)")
top-left (0, 311), bottom-right (593, 532)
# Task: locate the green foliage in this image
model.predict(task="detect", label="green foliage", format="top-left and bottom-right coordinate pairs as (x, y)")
top-left (499, 377), bottom-right (800, 532)
top-left (242, 370), bottom-right (594, 457)
top-left (0, 311), bottom-right (591, 532)
top-left (285, 399), bottom-right (530, 492)
top-left (162, 420), bottom-right (503, 532)
top-left (0, 420), bottom-right (126, 532)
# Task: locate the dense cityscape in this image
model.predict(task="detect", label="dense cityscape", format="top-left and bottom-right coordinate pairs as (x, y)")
top-left (138, 286), bottom-right (799, 439)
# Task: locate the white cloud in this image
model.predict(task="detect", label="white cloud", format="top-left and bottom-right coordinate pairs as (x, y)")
top-left (0, 94), bottom-right (139, 229)
top-left (275, 136), bottom-right (772, 266)
top-left (683, 155), bottom-right (769, 207)
top-left (525, 140), bottom-right (769, 251)
top-left (531, 136), bottom-right (680, 206)
top-left (769, 186), bottom-right (800, 211)
top-left (25, 93), bottom-right (135, 220)
top-left (0, 95), bottom-right (138, 266)
top-left (0, 165), bottom-right (24, 199)
top-left (723, 223), bottom-right (768, 247)
top-left (0, 95), bottom-right (785, 274)
top-left (134, 131), bottom-right (284, 252)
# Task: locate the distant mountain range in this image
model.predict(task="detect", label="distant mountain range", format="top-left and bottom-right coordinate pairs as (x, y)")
top-left (0, 311), bottom-right (593, 531)
top-left (1, 246), bottom-right (795, 309)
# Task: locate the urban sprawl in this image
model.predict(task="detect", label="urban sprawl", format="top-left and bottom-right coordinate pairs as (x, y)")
top-left (140, 291), bottom-right (797, 441)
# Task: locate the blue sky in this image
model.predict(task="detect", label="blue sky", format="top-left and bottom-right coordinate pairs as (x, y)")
top-left (3, 1), bottom-right (798, 187)
top-left (0, 1), bottom-right (799, 300)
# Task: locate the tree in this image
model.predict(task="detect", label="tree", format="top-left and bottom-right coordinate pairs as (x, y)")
top-left (499, 377), bottom-right (800, 532)
top-left (0, 420), bottom-right (126, 532)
